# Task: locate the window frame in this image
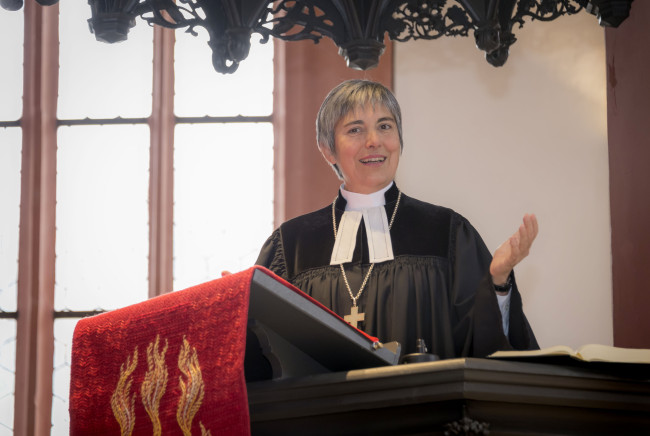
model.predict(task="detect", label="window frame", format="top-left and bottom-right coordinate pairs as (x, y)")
top-left (10, 3), bottom-right (275, 434)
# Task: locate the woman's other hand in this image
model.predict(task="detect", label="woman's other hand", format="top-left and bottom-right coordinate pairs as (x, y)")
top-left (490, 214), bottom-right (539, 287)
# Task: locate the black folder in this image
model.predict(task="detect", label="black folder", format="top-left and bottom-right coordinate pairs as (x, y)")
top-left (245, 268), bottom-right (401, 381)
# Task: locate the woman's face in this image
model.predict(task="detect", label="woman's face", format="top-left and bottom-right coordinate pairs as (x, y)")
top-left (322, 103), bottom-right (401, 194)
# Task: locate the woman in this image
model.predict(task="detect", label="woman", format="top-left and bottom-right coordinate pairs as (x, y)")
top-left (256, 79), bottom-right (538, 358)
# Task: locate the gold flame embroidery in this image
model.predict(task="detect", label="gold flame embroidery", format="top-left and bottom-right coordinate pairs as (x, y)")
top-left (109, 335), bottom-right (212, 435)
top-left (140, 335), bottom-right (169, 436)
top-left (176, 336), bottom-right (206, 435)
top-left (110, 347), bottom-right (139, 436)
top-left (200, 422), bottom-right (213, 436)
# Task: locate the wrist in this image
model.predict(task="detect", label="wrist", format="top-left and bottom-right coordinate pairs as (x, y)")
top-left (493, 274), bottom-right (512, 294)
top-left (492, 274), bottom-right (509, 287)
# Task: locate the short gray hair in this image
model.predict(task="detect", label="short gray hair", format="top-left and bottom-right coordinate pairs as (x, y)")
top-left (316, 80), bottom-right (403, 179)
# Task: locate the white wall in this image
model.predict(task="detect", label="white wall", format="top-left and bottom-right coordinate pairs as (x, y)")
top-left (394, 12), bottom-right (612, 349)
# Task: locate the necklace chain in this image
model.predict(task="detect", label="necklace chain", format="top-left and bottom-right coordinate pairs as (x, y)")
top-left (332, 190), bottom-right (402, 307)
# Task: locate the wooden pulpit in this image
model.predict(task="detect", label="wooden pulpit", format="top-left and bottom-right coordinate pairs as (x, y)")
top-left (69, 266), bottom-right (650, 435)
top-left (247, 357), bottom-right (650, 435)
top-left (69, 266), bottom-right (399, 435)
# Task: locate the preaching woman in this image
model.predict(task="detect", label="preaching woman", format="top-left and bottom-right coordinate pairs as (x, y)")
top-left (256, 79), bottom-right (539, 358)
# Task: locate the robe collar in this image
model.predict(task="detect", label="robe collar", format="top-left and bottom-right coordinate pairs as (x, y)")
top-left (334, 182), bottom-right (401, 211)
top-left (340, 182), bottom-right (393, 211)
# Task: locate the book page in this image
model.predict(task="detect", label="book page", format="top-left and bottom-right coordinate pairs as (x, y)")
top-left (490, 344), bottom-right (650, 364)
top-left (489, 345), bottom-right (575, 359)
top-left (576, 344), bottom-right (650, 363)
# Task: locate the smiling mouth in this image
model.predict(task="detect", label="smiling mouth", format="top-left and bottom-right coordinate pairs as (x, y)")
top-left (360, 157), bottom-right (386, 164)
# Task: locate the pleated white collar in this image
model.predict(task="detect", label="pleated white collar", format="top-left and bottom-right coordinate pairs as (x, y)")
top-left (331, 182), bottom-right (395, 265)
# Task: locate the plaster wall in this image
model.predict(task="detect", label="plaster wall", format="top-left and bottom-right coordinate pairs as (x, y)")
top-left (394, 12), bottom-right (611, 349)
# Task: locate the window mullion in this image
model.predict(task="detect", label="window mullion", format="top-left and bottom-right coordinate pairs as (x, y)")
top-left (148, 26), bottom-right (176, 298)
top-left (14, 2), bottom-right (59, 435)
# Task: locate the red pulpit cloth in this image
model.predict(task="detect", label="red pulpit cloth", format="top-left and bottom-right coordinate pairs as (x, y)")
top-left (70, 267), bottom-right (258, 435)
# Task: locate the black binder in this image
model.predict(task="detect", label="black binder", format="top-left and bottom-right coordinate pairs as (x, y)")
top-left (245, 268), bottom-right (401, 381)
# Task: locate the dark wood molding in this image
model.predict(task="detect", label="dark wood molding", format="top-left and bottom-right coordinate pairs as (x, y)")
top-left (248, 358), bottom-right (650, 435)
top-left (606, 1), bottom-right (650, 349)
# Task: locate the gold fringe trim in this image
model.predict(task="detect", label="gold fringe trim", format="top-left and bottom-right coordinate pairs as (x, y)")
top-left (110, 347), bottom-right (139, 436)
top-left (141, 335), bottom-right (169, 436)
top-left (176, 336), bottom-right (206, 436)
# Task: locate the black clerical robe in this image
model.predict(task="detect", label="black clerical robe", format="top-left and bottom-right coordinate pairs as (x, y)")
top-left (256, 184), bottom-right (538, 358)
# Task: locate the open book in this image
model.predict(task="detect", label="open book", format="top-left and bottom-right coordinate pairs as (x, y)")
top-left (489, 344), bottom-right (650, 364)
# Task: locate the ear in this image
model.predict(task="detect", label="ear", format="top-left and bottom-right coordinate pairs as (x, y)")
top-left (318, 143), bottom-right (337, 166)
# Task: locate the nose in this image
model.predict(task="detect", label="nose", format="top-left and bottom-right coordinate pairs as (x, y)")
top-left (365, 129), bottom-right (379, 148)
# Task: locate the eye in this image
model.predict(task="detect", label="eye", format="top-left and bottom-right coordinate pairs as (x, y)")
top-left (347, 126), bottom-right (362, 134)
top-left (379, 122), bottom-right (393, 130)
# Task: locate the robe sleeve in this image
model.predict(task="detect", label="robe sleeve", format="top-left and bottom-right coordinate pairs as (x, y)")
top-left (507, 273), bottom-right (539, 350)
top-left (255, 228), bottom-right (289, 281)
top-left (449, 214), bottom-right (538, 357)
